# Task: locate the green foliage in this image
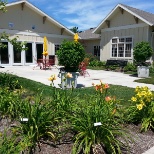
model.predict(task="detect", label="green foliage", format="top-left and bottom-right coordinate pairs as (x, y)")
top-left (0, 32), bottom-right (27, 52)
top-left (133, 41), bottom-right (153, 65)
top-left (70, 81), bottom-right (130, 154)
top-left (126, 86), bottom-right (154, 131)
top-left (85, 52), bottom-right (98, 62)
top-left (57, 40), bottom-right (85, 72)
top-left (0, 0), bottom-right (7, 12)
top-left (123, 62), bottom-right (137, 72)
top-left (89, 60), bottom-right (105, 67)
top-left (17, 95), bottom-right (58, 151)
top-left (0, 129), bottom-right (32, 154)
top-left (70, 26), bottom-right (79, 33)
top-left (3, 73), bottom-right (154, 153)
top-left (0, 87), bottom-right (23, 119)
top-left (0, 72), bottom-right (22, 90)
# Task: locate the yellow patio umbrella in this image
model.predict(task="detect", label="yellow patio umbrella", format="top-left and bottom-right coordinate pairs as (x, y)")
top-left (43, 36), bottom-right (48, 56)
top-left (74, 33), bottom-right (79, 42)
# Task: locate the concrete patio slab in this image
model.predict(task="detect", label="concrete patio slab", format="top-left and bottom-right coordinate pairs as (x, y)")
top-left (0, 65), bottom-right (154, 91)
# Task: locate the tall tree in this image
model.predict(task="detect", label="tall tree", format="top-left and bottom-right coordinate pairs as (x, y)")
top-left (70, 26), bottom-right (79, 33)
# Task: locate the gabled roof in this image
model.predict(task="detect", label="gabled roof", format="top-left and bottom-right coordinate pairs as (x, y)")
top-left (6, 0), bottom-right (75, 36)
top-left (94, 3), bottom-right (154, 34)
top-left (78, 27), bottom-right (100, 40)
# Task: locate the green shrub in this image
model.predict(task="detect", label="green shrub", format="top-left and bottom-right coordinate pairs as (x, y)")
top-left (89, 60), bottom-right (105, 67)
top-left (57, 40), bottom-right (85, 72)
top-left (124, 62), bottom-right (137, 72)
top-left (133, 41), bottom-right (153, 65)
top-left (85, 52), bottom-right (98, 62)
top-left (0, 72), bottom-right (22, 90)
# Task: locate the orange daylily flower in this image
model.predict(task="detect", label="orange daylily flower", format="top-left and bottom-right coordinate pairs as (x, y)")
top-left (105, 96), bottom-right (111, 102)
top-left (95, 84), bottom-right (102, 91)
top-left (104, 83), bottom-right (109, 89)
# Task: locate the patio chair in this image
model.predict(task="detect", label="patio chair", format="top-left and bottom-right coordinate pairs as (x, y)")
top-left (33, 56), bottom-right (42, 70)
top-left (79, 62), bottom-right (90, 78)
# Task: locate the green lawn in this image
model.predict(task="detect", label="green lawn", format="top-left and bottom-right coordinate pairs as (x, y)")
top-left (14, 75), bottom-right (134, 106)
top-left (0, 72), bottom-right (152, 106)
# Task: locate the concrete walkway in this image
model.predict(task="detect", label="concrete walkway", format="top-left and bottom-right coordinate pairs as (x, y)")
top-left (0, 65), bottom-right (154, 90)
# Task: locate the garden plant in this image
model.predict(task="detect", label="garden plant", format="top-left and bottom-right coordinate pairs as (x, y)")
top-left (133, 41), bottom-right (153, 66)
top-left (57, 39), bottom-right (85, 72)
top-left (126, 86), bottom-right (154, 132)
top-left (0, 72), bottom-right (154, 154)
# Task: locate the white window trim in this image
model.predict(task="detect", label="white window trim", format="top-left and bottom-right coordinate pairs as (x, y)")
top-left (54, 44), bottom-right (61, 55)
top-left (110, 36), bottom-right (133, 59)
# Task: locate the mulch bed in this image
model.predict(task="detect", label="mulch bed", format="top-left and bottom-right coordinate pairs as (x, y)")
top-left (1, 118), bottom-right (154, 154)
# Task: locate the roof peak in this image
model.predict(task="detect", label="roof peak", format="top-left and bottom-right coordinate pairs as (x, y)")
top-left (119, 3), bottom-right (154, 15)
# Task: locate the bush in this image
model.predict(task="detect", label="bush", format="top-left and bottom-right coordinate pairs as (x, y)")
top-left (57, 40), bottom-right (85, 72)
top-left (124, 62), bottom-right (137, 72)
top-left (133, 41), bottom-right (153, 66)
top-left (85, 52), bottom-right (98, 62)
top-left (0, 72), bottom-right (22, 90)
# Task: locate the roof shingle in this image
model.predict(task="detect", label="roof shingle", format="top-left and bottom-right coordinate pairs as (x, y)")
top-left (78, 28), bottom-right (100, 40)
top-left (120, 4), bottom-right (154, 25)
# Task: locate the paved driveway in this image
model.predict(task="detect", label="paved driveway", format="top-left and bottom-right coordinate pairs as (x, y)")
top-left (0, 65), bottom-right (154, 90)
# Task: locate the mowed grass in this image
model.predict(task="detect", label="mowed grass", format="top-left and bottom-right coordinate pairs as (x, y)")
top-left (134, 73), bottom-right (154, 84)
top-left (14, 75), bottom-right (135, 106)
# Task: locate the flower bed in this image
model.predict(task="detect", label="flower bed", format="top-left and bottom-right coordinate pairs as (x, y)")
top-left (0, 72), bottom-right (154, 154)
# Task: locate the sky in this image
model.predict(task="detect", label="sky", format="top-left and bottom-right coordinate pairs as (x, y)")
top-left (8, 0), bottom-right (154, 31)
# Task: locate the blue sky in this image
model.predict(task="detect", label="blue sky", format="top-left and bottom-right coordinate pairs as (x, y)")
top-left (8, 0), bottom-right (154, 31)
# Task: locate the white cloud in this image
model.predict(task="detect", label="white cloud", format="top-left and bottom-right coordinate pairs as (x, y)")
top-left (56, 0), bottom-right (154, 30)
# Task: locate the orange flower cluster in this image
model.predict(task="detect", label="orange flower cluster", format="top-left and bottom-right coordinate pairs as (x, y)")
top-left (92, 80), bottom-right (109, 93)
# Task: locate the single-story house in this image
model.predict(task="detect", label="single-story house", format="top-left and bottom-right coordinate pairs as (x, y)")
top-left (93, 3), bottom-right (154, 62)
top-left (78, 28), bottom-right (101, 59)
top-left (0, 0), bottom-right (74, 66)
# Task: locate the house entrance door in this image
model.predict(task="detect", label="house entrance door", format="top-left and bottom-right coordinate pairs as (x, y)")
top-left (36, 43), bottom-right (43, 60)
top-left (25, 43), bottom-right (33, 65)
top-left (13, 46), bottom-right (22, 65)
top-left (0, 42), bottom-right (10, 65)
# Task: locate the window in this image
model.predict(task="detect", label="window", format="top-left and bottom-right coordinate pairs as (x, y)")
top-left (55, 44), bottom-right (60, 55)
top-left (94, 46), bottom-right (100, 57)
top-left (111, 37), bottom-right (132, 58)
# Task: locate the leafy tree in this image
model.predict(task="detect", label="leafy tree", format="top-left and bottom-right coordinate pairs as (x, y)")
top-left (70, 26), bottom-right (79, 33)
top-left (0, 0), bottom-right (7, 12)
